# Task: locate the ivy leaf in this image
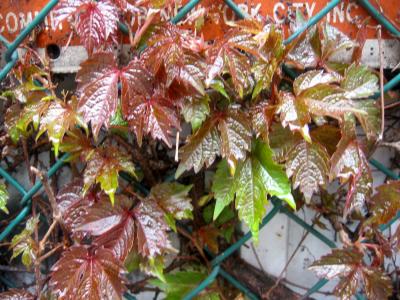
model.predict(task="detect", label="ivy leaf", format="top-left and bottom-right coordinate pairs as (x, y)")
top-left (293, 70), bottom-right (340, 96)
top-left (37, 96), bottom-right (86, 156)
top-left (143, 24), bottom-right (206, 95)
top-left (269, 123), bottom-right (301, 163)
top-left (181, 95), bottom-right (210, 131)
top-left (133, 199), bottom-right (172, 257)
top-left (0, 289), bottom-right (35, 300)
top-left (76, 52), bottom-right (121, 137)
top-left (205, 26), bottom-right (258, 97)
top-left (330, 138), bottom-right (365, 181)
top-left (309, 248), bottom-right (392, 299)
top-left (78, 53), bottom-right (177, 144)
top-left (330, 137), bottom-right (372, 217)
top-left (77, 195), bottom-right (136, 261)
top-left (5, 92), bottom-right (51, 142)
top-left (300, 85), bottom-right (364, 120)
top-left (212, 141), bottom-right (294, 240)
top-left (10, 216), bottom-right (39, 268)
top-left (212, 160), bottom-right (235, 220)
top-left (176, 108), bottom-right (252, 177)
top-left (278, 91), bottom-right (311, 142)
top-left (54, 0), bottom-right (119, 54)
top-left (369, 181), bottom-right (400, 225)
top-left (309, 248), bottom-right (363, 299)
top-left (150, 269), bottom-right (216, 300)
top-left (56, 178), bottom-right (96, 240)
top-left (250, 101), bottom-right (275, 142)
top-left (309, 248), bottom-right (363, 279)
top-left (0, 183), bottom-right (9, 214)
top-left (194, 225), bottom-right (220, 254)
top-left (286, 140), bottom-right (330, 202)
top-left (83, 146), bottom-right (137, 204)
top-left (50, 246), bottom-right (126, 300)
top-left (122, 84), bottom-right (180, 147)
top-left (362, 267), bottom-right (393, 300)
top-left (353, 100), bottom-right (381, 141)
top-left (341, 64), bottom-right (379, 99)
top-left (252, 25), bottom-right (285, 99)
top-left (59, 128), bottom-right (94, 161)
top-left (310, 125), bottom-right (341, 156)
top-left (235, 140), bottom-right (295, 239)
top-left (149, 182), bottom-right (193, 230)
top-left (176, 118), bottom-right (221, 177)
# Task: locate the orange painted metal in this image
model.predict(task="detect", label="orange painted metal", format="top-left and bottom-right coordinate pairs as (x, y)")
top-left (0, 0), bottom-right (398, 49)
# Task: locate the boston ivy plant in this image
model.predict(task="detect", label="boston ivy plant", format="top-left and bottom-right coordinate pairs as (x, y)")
top-left (0, 1), bottom-right (399, 299)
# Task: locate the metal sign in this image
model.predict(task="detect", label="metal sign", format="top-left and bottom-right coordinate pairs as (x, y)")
top-left (0, 0), bottom-right (399, 72)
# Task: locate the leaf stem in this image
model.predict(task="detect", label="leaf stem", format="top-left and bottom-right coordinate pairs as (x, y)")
top-left (377, 25), bottom-right (385, 140)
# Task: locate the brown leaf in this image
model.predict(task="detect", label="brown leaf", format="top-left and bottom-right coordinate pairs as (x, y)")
top-left (0, 289), bottom-right (34, 300)
top-left (133, 200), bottom-right (172, 257)
top-left (286, 140), bottom-right (330, 202)
top-left (50, 246), bottom-right (126, 300)
top-left (54, 0), bottom-right (119, 54)
top-left (369, 181), bottom-right (400, 225)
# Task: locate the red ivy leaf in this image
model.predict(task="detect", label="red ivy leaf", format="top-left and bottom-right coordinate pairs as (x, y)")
top-left (369, 180), bottom-right (400, 225)
top-left (205, 26), bottom-right (258, 97)
top-left (50, 245), bottom-right (126, 300)
top-left (0, 289), bottom-right (35, 300)
top-left (330, 137), bottom-right (372, 218)
top-left (74, 194), bottom-right (173, 259)
top-left (56, 178), bottom-right (97, 240)
top-left (77, 52), bottom-right (180, 145)
top-left (142, 24), bottom-right (206, 95)
top-left (122, 86), bottom-right (180, 147)
top-left (133, 200), bottom-right (171, 257)
top-left (54, 0), bottom-right (119, 54)
top-left (309, 248), bottom-right (392, 299)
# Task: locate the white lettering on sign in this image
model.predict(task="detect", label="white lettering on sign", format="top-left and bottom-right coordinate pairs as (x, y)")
top-left (273, 3), bottom-right (285, 24)
top-left (0, 14), bottom-right (3, 33)
top-left (272, 1), bottom-right (360, 24)
top-left (0, 11), bottom-right (62, 36)
top-left (6, 12), bottom-right (18, 33)
top-left (19, 12), bottom-right (33, 29)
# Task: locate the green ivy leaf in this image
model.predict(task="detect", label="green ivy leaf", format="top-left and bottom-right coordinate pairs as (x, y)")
top-left (341, 64), bottom-right (379, 99)
top-left (212, 160), bottom-right (236, 220)
top-left (182, 95), bottom-right (210, 131)
top-left (10, 216), bottom-right (39, 268)
top-left (210, 80), bottom-right (229, 100)
top-left (83, 147), bottom-right (137, 204)
top-left (0, 183), bottom-right (9, 214)
top-left (213, 140), bottom-right (294, 240)
top-left (150, 269), bottom-right (218, 300)
top-left (37, 96), bottom-right (87, 156)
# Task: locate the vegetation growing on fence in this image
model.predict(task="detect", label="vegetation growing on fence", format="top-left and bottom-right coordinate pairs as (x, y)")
top-left (0, 0), bottom-right (399, 299)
